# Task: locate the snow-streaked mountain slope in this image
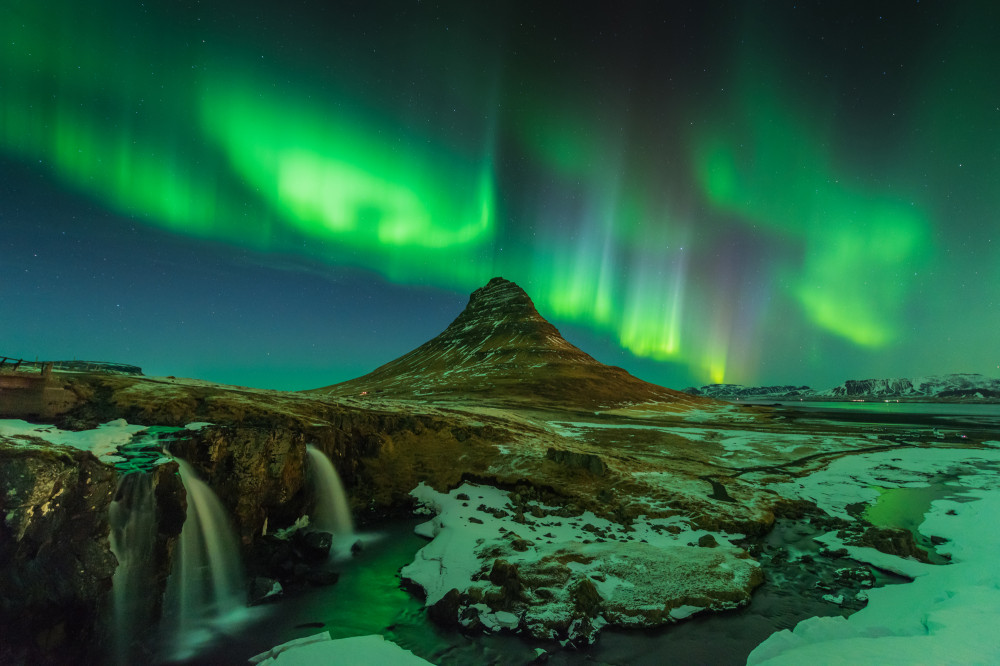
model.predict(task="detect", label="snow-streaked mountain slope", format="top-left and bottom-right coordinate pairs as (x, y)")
top-left (313, 277), bottom-right (708, 409)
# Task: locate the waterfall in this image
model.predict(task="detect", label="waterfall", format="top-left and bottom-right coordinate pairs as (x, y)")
top-left (163, 458), bottom-right (247, 658)
top-left (306, 445), bottom-right (354, 536)
top-left (109, 472), bottom-right (157, 665)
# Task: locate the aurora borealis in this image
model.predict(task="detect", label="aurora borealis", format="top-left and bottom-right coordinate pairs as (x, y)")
top-left (2, 1), bottom-right (998, 390)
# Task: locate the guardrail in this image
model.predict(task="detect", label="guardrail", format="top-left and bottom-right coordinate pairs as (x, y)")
top-left (1, 357), bottom-right (144, 376)
top-left (0, 357), bottom-right (54, 376)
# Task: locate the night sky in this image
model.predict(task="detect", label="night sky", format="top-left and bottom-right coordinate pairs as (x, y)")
top-left (2, 1), bottom-right (998, 391)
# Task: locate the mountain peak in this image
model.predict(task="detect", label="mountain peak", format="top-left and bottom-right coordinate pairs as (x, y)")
top-left (478, 276), bottom-right (523, 294)
top-left (464, 277), bottom-right (541, 318)
top-left (465, 276), bottom-right (534, 314)
top-left (434, 277), bottom-right (571, 354)
top-left (315, 278), bottom-right (705, 409)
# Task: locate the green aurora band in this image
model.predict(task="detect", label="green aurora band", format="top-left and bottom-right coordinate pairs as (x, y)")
top-left (3, 1), bottom-right (998, 385)
top-left (694, 84), bottom-right (932, 348)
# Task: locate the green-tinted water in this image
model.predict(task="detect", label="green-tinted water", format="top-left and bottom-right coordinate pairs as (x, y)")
top-left (862, 483), bottom-right (963, 564)
top-left (168, 520), bottom-right (544, 665)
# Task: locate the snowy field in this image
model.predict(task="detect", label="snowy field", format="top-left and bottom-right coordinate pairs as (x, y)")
top-left (0, 418), bottom-right (209, 463)
top-left (750, 447), bottom-right (1000, 664)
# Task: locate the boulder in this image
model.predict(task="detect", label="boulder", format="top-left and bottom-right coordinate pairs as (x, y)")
top-left (487, 559), bottom-right (523, 610)
top-left (545, 448), bottom-right (607, 476)
top-left (428, 588), bottom-right (465, 628)
top-left (296, 530), bottom-right (333, 562)
top-left (697, 534), bottom-right (719, 548)
top-left (852, 526), bottom-right (931, 563)
top-left (571, 578), bottom-right (602, 617)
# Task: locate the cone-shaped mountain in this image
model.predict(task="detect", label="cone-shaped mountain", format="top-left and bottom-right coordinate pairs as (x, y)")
top-left (315, 277), bottom-right (703, 408)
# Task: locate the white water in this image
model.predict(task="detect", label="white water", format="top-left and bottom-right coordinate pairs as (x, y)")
top-left (163, 458), bottom-right (247, 659)
top-left (306, 445), bottom-right (354, 536)
top-left (108, 472), bottom-right (157, 665)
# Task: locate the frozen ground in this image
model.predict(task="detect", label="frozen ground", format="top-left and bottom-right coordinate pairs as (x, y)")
top-left (544, 416), bottom-right (884, 473)
top-left (770, 447), bottom-right (1000, 520)
top-left (0, 418), bottom-right (148, 460)
top-left (0, 418), bottom-right (208, 463)
top-left (400, 481), bottom-right (761, 644)
top-left (750, 447), bottom-right (1000, 664)
top-left (249, 632), bottom-right (431, 665)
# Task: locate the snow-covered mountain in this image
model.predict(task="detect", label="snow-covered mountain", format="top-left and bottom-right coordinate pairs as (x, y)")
top-left (684, 373), bottom-right (1000, 402)
top-left (824, 373), bottom-right (1000, 400)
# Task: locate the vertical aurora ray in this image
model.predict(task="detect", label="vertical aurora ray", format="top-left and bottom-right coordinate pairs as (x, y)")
top-left (504, 87), bottom-right (736, 381)
top-left (619, 252), bottom-right (687, 360)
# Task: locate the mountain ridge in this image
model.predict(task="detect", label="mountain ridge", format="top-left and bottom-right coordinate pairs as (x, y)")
top-left (684, 373), bottom-right (1000, 402)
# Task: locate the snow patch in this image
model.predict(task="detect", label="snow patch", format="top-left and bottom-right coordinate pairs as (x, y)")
top-left (249, 632), bottom-right (431, 665)
top-left (750, 448), bottom-right (1000, 665)
top-left (401, 481), bottom-right (760, 643)
top-left (0, 418), bottom-right (148, 460)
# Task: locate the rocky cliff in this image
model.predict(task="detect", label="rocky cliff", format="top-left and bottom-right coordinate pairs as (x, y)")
top-left (684, 384), bottom-right (817, 400)
top-left (0, 441), bottom-right (154, 663)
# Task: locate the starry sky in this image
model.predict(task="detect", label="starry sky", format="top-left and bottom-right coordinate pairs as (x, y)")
top-left (2, 1), bottom-right (998, 391)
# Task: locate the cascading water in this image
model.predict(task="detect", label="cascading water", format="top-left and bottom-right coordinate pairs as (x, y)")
top-left (306, 445), bottom-right (354, 536)
top-left (163, 458), bottom-right (247, 659)
top-left (108, 471), bottom-right (157, 665)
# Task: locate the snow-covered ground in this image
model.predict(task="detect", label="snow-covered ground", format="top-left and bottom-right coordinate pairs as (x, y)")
top-left (548, 419), bottom-right (877, 466)
top-left (400, 481), bottom-right (761, 643)
top-left (0, 418), bottom-right (149, 460)
top-left (0, 418), bottom-right (209, 463)
top-left (770, 447), bottom-right (1000, 520)
top-left (750, 447), bottom-right (1000, 664)
top-left (249, 632), bottom-right (431, 665)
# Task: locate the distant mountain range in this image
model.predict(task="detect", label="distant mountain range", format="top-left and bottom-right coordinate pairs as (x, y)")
top-left (313, 277), bottom-right (708, 410)
top-left (684, 373), bottom-right (1000, 402)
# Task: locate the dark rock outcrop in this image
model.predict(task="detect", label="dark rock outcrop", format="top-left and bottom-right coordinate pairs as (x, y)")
top-left (697, 534), bottom-right (719, 548)
top-left (487, 559), bottom-right (523, 610)
top-left (545, 448), bottom-right (608, 476)
top-left (850, 526), bottom-right (931, 563)
top-left (428, 588), bottom-right (465, 628)
top-left (248, 577), bottom-right (284, 606)
top-left (168, 426), bottom-right (309, 546)
top-left (571, 578), bottom-right (602, 617)
top-left (252, 529), bottom-right (344, 589)
top-left (830, 378), bottom-right (916, 398)
top-left (0, 442), bottom-right (117, 665)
